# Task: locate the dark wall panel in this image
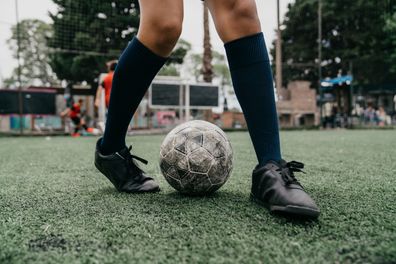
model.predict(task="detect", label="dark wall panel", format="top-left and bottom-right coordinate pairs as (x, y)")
top-left (189, 85), bottom-right (219, 107)
top-left (23, 92), bottom-right (56, 114)
top-left (0, 91), bottom-right (56, 115)
top-left (151, 84), bottom-right (180, 106)
top-left (0, 91), bottom-right (19, 114)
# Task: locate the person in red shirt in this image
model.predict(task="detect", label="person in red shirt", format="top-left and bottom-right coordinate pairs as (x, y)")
top-left (95, 60), bottom-right (117, 109)
top-left (69, 101), bottom-right (80, 120)
top-left (61, 99), bottom-right (87, 137)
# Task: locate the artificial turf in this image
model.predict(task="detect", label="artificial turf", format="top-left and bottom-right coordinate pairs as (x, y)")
top-left (0, 130), bottom-right (395, 263)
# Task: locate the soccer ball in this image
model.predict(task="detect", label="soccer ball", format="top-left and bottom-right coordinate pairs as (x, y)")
top-left (159, 120), bottom-right (233, 195)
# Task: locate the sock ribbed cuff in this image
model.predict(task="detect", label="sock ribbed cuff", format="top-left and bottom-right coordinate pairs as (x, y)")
top-left (116, 37), bottom-right (168, 73)
top-left (224, 32), bottom-right (269, 72)
top-left (133, 37), bottom-right (168, 61)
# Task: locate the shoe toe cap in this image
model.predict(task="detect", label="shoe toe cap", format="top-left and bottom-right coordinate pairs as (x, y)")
top-left (120, 179), bottom-right (160, 193)
top-left (139, 180), bottom-right (160, 192)
top-left (286, 189), bottom-right (319, 211)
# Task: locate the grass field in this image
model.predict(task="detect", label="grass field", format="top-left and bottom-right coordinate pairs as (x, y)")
top-left (0, 130), bottom-right (395, 263)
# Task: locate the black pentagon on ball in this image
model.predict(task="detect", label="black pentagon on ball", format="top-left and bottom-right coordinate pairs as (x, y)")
top-left (164, 173), bottom-right (183, 191)
top-left (179, 172), bottom-right (212, 195)
top-left (188, 148), bottom-right (213, 173)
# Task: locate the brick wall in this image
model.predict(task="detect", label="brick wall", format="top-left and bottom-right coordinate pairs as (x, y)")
top-left (277, 81), bottom-right (319, 127)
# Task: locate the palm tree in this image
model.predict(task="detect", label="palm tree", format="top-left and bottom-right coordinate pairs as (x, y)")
top-left (202, 2), bottom-right (213, 83)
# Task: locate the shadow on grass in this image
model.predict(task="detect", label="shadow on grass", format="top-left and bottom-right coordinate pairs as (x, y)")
top-left (94, 186), bottom-right (319, 227)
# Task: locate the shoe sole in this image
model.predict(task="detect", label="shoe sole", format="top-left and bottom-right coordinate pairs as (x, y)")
top-left (250, 193), bottom-right (320, 218)
top-left (94, 161), bottom-right (160, 193)
top-left (123, 186), bottom-right (161, 194)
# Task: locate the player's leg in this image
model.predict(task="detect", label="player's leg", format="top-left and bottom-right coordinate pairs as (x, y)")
top-left (80, 118), bottom-right (88, 131)
top-left (207, 0), bottom-right (319, 217)
top-left (101, 0), bottom-right (183, 153)
top-left (71, 117), bottom-right (81, 135)
top-left (207, 0), bottom-right (280, 166)
top-left (95, 0), bottom-right (183, 193)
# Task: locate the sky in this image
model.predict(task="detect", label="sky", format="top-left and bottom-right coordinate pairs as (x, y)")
top-left (0, 0), bottom-right (294, 86)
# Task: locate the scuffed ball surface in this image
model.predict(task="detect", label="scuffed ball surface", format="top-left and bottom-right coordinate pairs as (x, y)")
top-left (160, 120), bottom-right (233, 195)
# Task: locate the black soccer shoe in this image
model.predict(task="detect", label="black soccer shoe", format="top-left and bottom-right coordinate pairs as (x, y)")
top-left (94, 139), bottom-right (160, 193)
top-left (251, 160), bottom-right (320, 218)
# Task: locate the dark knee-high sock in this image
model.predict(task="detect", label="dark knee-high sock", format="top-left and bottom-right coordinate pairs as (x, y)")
top-left (101, 37), bottom-right (167, 154)
top-left (225, 33), bottom-right (281, 166)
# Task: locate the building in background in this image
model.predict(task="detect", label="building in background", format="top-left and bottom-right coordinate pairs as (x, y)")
top-left (277, 81), bottom-right (319, 127)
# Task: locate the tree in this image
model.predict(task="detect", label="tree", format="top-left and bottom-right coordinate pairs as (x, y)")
top-left (159, 39), bottom-right (192, 76)
top-left (5, 19), bottom-right (57, 88)
top-left (49, 0), bottom-right (140, 86)
top-left (385, 12), bottom-right (396, 74)
top-left (49, 0), bottom-right (189, 87)
top-left (188, 51), bottom-right (231, 86)
top-left (272, 0), bottom-right (396, 88)
top-left (202, 2), bottom-right (213, 83)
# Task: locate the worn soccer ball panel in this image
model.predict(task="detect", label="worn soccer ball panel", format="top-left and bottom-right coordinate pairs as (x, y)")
top-left (160, 120), bottom-right (233, 195)
top-left (162, 167), bottom-right (183, 191)
top-left (208, 156), bottom-right (232, 185)
top-left (202, 131), bottom-right (227, 158)
top-left (160, 130), bottom-right (178, 157)
top-left (188, 148), bottom-right (213, 174)
top-left (180, 172), bottom-right (212, 194)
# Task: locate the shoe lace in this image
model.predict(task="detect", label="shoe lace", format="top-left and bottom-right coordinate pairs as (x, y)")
top-left (117, 146), bottom-right (148, 177)
top-left (277, 160), bottom-right (305, 185)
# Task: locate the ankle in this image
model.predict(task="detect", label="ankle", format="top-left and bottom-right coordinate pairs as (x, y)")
top-left (99, 138), bottom-right (124, 156)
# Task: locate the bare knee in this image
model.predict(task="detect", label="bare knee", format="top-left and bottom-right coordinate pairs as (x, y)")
top-left (152, 18), bottom-right (182, 46)
top-left (138, 17), bottom-right (182, 56)
top-left (209, 0), bottom-right (261, 42)
top-left (232, 1), bottom-right (260, 25)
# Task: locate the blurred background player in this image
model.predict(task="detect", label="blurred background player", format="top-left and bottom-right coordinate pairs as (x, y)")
top-left (94, 0), bottom-right (319, 218)
top-left (95, 60), bottom-right (117, 133)
top-left (95, 60), bottom-right (117, 110)
top-left (61, 98), bottom-right (88, 137)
